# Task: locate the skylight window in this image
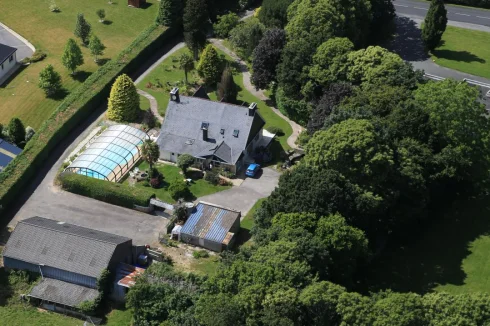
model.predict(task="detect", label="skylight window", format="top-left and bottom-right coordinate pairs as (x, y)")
top-left (201, 122), bottom-right (209, 130)
top-left (220, 129), bottom-right (225, 135)
top-left (233, 129), bottom-right (239, 137)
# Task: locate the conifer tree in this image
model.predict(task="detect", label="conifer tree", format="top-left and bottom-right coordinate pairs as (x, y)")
top-left (107, 74), bottom-right (140, 122)
top-left (61, 38), bottom-right (84, 75)
top-left (74, 13), bottom-right (91, 45)
top-left (183, 0), bottom-right (208, 59)
top-left (217, 67), bottom-right (238, 103)
top-left (197, 45), bottom-right (222, 85)
top-left (7, 118), bottom-right (26, 147)
top-left (156, 0), bottom-right (181, 27)
top-left (422, 0), bottom-right (447, 51)
top-left (89, 34), bottom-right (106, 63)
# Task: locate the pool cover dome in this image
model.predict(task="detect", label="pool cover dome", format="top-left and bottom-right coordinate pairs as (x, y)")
top-left (65, 125), bottom-right (147, 182)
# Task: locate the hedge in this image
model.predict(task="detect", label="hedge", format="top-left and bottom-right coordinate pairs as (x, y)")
top-left (0, 24), bottom-right (177, 214)
top-left (440, 0), bottom-right (490, 9)
top-left (59, 173), bottom-right (154, 208)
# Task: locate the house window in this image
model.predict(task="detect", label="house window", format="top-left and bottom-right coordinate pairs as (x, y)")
top-left (220, 129), bottom-right (224, 135)
top-left (9, 55), bottom-right (13, 62)
top-left (233, 129), bottom-right (239, 137)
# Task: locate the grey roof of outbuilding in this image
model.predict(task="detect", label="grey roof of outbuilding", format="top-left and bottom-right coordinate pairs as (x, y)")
top-left (0, 43), bottom-right (17, 65)
top-left (3, 216), bottom-right (131, 278)
top-left (157, 96), bottom-right (265, 164)
top-left (29, 278), bottom-right (99, 307)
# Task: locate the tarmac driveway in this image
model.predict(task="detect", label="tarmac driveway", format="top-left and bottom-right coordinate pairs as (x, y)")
top-left (198, 168), bottom-right (281, 216)
top-left (0, 23), bottom-right (34, 60)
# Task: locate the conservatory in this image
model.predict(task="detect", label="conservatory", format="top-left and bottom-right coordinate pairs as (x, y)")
top-left (65, 125), bottom-right (147, 182)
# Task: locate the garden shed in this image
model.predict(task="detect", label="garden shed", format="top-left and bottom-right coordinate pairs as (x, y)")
top-left (180, 202), bottom-right (241, 252)
top-left (128, 0), bottom-right (146, 8)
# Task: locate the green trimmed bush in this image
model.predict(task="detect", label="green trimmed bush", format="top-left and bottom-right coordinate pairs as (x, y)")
top-left (168, 180), bottom-right (190, 200)
top-left (266, 126), bottom-right (284, 136)
top-left (59, 173), bottom-right (154, 208)
top-left (0, 24), bottom-right (177, 215)
top-left (192, 250), bottom-right (209, 259)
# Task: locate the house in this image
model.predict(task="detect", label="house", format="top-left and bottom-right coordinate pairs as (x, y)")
top-left (2, 216), bottom-right (133, 311)
top-left (156, 88), bottom-right (266, 174)
top-left (0, 138), bottom-right (22, 172)
top-left (0, 43), bottom-right (17, 84)
top-left (177, 201), bottom-right (241, 252)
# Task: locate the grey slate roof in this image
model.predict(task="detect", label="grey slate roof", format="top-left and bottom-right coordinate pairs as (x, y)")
top-left (29, 278), bottom-right (99, 307)
top-left (157, 96), bottom-right (265, 164)
top-left (0, 43), bottom-right (16, 65)
top-left (3, 216), bottom-right (131, 278)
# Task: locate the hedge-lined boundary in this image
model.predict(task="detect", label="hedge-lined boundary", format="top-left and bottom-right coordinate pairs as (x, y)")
top-left (434, 0), bottom-right (490, 9)
top-left (0, 24), bottom-right (176, 213)
top-left (59, 173), bottom-right (155, 208)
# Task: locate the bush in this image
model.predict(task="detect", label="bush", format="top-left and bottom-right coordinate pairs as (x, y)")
top-left (59, 173), bottom-right (155, 208)
top-left (213, 13), bottom-right (240, 38)
top-left (193, 250), bottom-right (210, 259)
top-left (0, 25), bottom-right (177, 215)
top-left (204, 169), bottom-right (220, 185)
top-left (266, 126), bottom-right (284, 136)
top-left (177, 154), bottom-right (195, 174)
top-left (168, 180), bottom-right (190, 200)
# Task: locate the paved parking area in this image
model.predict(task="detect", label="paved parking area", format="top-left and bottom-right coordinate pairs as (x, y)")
top-left (0, 23), bottom-right (34, 60)
top-left (198, 168), bottom-right (281, 216)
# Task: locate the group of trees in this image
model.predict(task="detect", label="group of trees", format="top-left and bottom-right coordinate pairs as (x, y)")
top-left (0, 117), bottom-right (35, 148)
top-left (38, 13), bottom-right (106, 97)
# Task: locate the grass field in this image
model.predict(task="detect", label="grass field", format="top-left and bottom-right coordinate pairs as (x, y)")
top-left (124, 161), bottom-right (231, 203)
top-left (361, 196), bottom-right (490, 295)
top-left (0, 0), bottom-right (158, 129)
top-left (431, 26), bottom-right (490, 79)
top-left (136, 45), bottom-right (293, 151)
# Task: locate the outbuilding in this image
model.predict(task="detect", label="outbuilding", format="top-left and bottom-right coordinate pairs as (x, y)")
top-left (0, 43), bottom-right (17, 84)
top-left (180, 202), bottom-right (241, 252)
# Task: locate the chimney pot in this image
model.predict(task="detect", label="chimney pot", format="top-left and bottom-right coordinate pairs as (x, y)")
top-left (170, 87), bottom-right (180, 103)
top-left (248, 102), bottom-right (257, 116)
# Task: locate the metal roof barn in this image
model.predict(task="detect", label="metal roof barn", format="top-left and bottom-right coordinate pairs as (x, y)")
top-left (180, 202), bottom-right (241, 252)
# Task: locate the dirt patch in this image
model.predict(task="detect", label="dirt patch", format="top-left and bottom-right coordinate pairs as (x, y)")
top-left (153, 240), bottom-right (218, 274)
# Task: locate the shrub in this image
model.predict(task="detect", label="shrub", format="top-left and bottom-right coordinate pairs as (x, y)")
top-left (38, 64), bottom-right (62, 97)
top-left (31, 50), bottom-right (47, 62)
top-left (0, 25), bottom-right (176, 214)
top-left (266, 126), bottom-right (284, 136)
top-left (96, 9), bottom-right (106, 22)
top-left (59, 173), bottom-right (155, 208)
top-left (107, 74), bottom-right (140, 122)
top-left (49, 0), bottom-right (60, 12)
top-left (213, 13), bottom-right (239, 38)
top-left (168, 180), bottom-right (190, 200)
top-left (177, 154), bottom-right (195, 174)
top-left (197, 45), bottom-right (222, 85)
top-left (205, 169), bottom-right (220, 185)
top-left (193, 250), bottom-right (210, 259)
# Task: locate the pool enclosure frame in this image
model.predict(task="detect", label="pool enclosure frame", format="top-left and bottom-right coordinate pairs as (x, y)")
top-left (65, 125), bottom-right (148, 182)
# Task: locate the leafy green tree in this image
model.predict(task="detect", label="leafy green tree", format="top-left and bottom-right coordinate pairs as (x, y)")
top-left (251, 28), bottom-right (286, 89)
top-left (422, 0), bottom-right (447, 51)
top-left (197, 45), bottom-right (222, 85)
top-left (229, 18), bottom-right (265, 58)
top-left (307, 38), bottom-right (354, 88)
top-left (258, 0), bottom-right (294, 28)
top-left (7, 118), bottom-right (26, 146)
top-left (74, 13), bottom-right (91, 45)
top-left (299, 281), bottom-right (345, 325)
top-left (216, 67), bottom-right (238, 103)
top-left (183, 0), bottom-right (208, 59)
top-left (178, 51), bottom-right (194, 84)
top-left (177, 154), bottom-right (195, 175)
top-left (107, 74), bottom-right (139, 122)
top-left (96, 9), bottom-right (105, 22)
top-left (168, 180), bottom-right (191, 200)
top-left (38, 64), bottom-right (62, 97)
top-left (61, 38), bottom-right (84, 75)
top-left (196, 294), bottom-right (245, 326)
top-left (141, 139), bottom-right (160, 171)
top-left (88, 34), bottom-right (105, 63)
top-left (156, 0), bottom-right (182, 27)
top-left (213, 13), bottom-right (239, 38)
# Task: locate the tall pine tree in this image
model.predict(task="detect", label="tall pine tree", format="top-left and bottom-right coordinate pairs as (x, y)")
top-left (422, 0), bottom-right (447, 51)
top-left (217, 67), bottom-right (238, 103)
top-left (61, 38), bottom-right (84, 75)
top-left (183, 0), bottom-right (208, 59)
top-left (74, 13), bottom-right (91, 45)
top-left (107, 74), bottom-right (140, 122)
top-left (156, 0), bottom-right (182, 27)
top-left (197, 45), bottom-right (222, 85)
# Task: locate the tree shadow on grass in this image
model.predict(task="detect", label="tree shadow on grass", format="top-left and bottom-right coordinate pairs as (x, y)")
top-left (357, 196), bottom-right (490, 294)
top-left (383, 16), bottom-right (430, 62)
top-left (96, 58), bottom-right (111, 66)
top-left (432, 49), bottom-right (486, 63)
top-left (71, 71), bottom-right (92, 83)
top-left (48, 88), bottom-right (70, 101)
top-left (0, 268), bottom-right (14, 306)
top-left (102, 20), bottom-right (113, 26)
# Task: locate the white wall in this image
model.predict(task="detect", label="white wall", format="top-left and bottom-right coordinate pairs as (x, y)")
top-left (0, 52), bottom-right (16, 81)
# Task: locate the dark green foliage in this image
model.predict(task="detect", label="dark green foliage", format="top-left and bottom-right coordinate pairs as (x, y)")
top-left (168, 180), bottom-right (190, 200)
top-left (216, 67), bottom-right (238, 102)
top-left (251, 28), bottom-right (286, 89)
top-left (422, 0), bottom-right (448, 51)
top-left (197, 45), bottom-right (222, 84)
top-left (204, 169), bottom-right (220, 185)
top-left (74, 13), bottom-right (91, 45)
top-left (59, 172), bottom-right (155, 208)
top-left (229, 18), bottom-right (265, 59)
top-left (183, 0), bottom-right (208, 59)
top-left (266, 126), bottom-right (284, 136)
top-left (6, 118), bottom-right (26, 147)
top-left (177, 154), bottom-right (195, 174)
top-left (192, 250), bottom-right (209, 259)
top-left (258, 0), bottom-right (294, 28)
top-left (62, 38), bottom-right (84, 74)
top-left (156, 0), bottom-right (182, 27)
top-left (96, 9), bottom-right (105, 21)
top-left (213, 13), bottom-right (239, 38)
top-left (368, 0), bottom-right (396, 43)
top-left (141, 139), bottom-right (160, 170)
top-left (38, 64), bottom-right (62, 97)
top-left (275, 87), bottom-right (311, 126)
top-left (179, 51), bottom-right (195, 84)
top-left (444, 0), bottom-right (490, 8)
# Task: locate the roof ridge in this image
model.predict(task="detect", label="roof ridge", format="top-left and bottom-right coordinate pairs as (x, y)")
top-left (180, 95), bottom-right (252, 110)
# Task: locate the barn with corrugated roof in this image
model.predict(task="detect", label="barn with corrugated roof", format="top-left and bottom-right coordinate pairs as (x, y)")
top-left (179, 202), bottom-right (241, 252)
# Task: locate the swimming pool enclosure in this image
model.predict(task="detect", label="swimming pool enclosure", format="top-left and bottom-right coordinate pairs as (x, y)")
top-left (65, 125), bottom-right (147, 182)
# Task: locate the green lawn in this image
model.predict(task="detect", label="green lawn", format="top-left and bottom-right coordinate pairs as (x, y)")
top-left (124, 161), bottom-right (231, 203)
top-left (135, 45), bottom-right (292, 151)
top-left (431, 26), bottom-right (490, 79)
top-left (190, 255), bottom-right (221, 277)
top-left (0, 0), bottom-right (158, 129)
top-left (361, 196), bottom-right (490, 295)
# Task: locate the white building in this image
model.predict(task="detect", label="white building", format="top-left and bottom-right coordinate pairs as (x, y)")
top-left (0, 43), bottom-right (17, 84)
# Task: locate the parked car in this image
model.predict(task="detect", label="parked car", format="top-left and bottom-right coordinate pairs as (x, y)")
top-left (245, 163), bottom-right (261, 177)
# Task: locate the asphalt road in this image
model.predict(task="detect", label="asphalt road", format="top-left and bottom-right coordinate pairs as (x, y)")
top-left (395, 0), bottom-right (490, 27)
